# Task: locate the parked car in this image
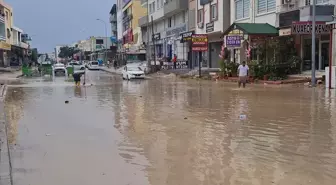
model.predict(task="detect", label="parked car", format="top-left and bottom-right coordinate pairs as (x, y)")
top-left (87, 61), bottom-right (100, 70)
top-left (52, 63), bottom-right (67, 76)
top-left (122, 65), bottom-right (145, 80)
top-left (67, 61), bottom-right (85, 70)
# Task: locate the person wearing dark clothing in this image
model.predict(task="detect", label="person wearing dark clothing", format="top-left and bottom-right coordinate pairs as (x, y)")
top-left (73, 73), bottom-right (81, 86)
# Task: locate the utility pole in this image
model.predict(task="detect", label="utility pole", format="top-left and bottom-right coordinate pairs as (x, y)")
top-left (311, 0), bottom-right (316, 86)
top-left (146, 0), bottom-right (150, 71)
top-left (151, 15), bottom-right (156, 71)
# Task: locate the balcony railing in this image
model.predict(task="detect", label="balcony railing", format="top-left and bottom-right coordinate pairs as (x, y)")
top-left (0, 14), bottom-right (4, 23)
top-left (138, 16), bottom-right (148, 27)
top-left (141, 0), bottom-right (147, 6)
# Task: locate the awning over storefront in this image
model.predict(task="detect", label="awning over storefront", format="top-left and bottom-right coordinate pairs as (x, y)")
top-left (224, 23), bottom-right (278, 36)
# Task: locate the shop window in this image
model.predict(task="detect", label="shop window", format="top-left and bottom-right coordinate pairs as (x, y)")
top-left (257, 0), bottom-right (275, 14)
top-left (235, 0), bottom-right (250, 20)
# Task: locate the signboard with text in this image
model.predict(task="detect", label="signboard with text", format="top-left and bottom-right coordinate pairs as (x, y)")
top-left (180, 31), bottom-right (194, 43)
top-left (192, 34), bottom-right (208, 51)
top-left (226, 35), bottom-right (242, 48)
top-left (292, 21), bottom-right (331, 34)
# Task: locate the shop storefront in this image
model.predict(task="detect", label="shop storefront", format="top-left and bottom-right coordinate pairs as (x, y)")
top-left (223, 23), bottom-right (278, 64)
top-left (291, 21), bottom-right (332, 71)
top-left (0, 41), bottom-right (11, 67)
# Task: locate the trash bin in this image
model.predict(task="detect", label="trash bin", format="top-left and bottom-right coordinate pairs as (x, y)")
top-left (67, 66), bottom-right (74, 76)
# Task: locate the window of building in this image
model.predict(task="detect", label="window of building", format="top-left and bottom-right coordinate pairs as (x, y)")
top-left (157, 0), bottom-right (160, 9)
top-left (161, 0), bottom-right (164, 7)
top-left (235, 0), bottom-right (250, 20)
top-left (257, 0), bottom-right (275, 14)
top-left (210, 4), bottom-right (218, 21)
top-left (182, 11), bottom-right (185, 23)
top-left (153, 2), bottom-right (156, 11)
top-left (168, 17), bottom-right (172, 28)
top-left (197, 9), bottom-right (204, 23)
top-left (316, 0), bottom-right (329, 4)
top-left (149, 3), bottom-right (152, 13)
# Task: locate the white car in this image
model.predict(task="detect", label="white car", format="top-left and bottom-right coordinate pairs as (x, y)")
top-left (87, 61), bottom-right (100, 70)
top-left (67, 61), bottom-right (85, 71)
top-left (122, 65), bottom-right (145, 80)
top-left (52, 63), bottom-right (67, 76)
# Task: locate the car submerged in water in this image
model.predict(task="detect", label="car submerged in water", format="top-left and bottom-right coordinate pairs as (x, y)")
top-left (52, 63), bottom-right (67, 76)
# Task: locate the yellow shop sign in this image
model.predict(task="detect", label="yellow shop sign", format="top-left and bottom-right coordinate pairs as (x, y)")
top-left (0, 41), bottom-right (11, 50)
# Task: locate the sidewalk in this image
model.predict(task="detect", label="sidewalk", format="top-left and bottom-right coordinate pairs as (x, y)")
top-left (0, 70), bottom-right (22, 84)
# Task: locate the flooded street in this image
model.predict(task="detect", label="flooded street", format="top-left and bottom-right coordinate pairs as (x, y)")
top-left (3, 70), bottom-right (336, 185)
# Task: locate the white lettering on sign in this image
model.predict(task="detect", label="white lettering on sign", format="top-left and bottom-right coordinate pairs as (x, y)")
top-left (292, 22), bottom-right (331, 34)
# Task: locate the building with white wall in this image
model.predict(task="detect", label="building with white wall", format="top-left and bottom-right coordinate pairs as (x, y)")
top-left (229, 0), bottom-right (335, 72)
top-left (195, 0), bottom-right (231, 69)
top-left (139, 0), bottom-right (189, 63)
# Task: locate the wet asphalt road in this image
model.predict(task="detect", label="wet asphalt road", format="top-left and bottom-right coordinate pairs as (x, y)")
top-left (3, 70), bottom-right (336, 185)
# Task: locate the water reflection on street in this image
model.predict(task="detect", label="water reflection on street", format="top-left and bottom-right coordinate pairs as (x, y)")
top-left (4, 70), bottom-right (336, 185)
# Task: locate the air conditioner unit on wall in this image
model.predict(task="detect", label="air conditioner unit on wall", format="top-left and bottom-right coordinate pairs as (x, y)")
top-left (198, 22), bottom-right (204, 29)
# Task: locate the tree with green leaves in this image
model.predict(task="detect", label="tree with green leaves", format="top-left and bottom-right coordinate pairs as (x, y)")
top-left (58, 46), bottom-right (79, 59)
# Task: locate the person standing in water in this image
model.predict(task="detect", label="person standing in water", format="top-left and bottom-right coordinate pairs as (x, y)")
top-left (237, 61), bottom-right (249, 88)
top-left (73, 72), bottom-right (82, 86)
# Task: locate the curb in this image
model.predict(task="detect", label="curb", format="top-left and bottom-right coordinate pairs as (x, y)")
top-left (0, 85), bottom-right (13, 185)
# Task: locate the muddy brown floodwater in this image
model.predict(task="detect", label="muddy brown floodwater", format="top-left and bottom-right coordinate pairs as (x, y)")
top-left (3, 70), bottom-right (336, 185)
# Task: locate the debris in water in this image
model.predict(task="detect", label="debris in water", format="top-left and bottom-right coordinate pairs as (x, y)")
top-left (139, 96), bottom-right (142, 97)
top-left (45, 133), bottom-right (51, 136)
top-left (184, 117), bottom-right (188, 120)
top-left (13, 90), bottom-right (17, 93)
top-left (239, 115), bottom-right (247, 120)
top-left (65, 100), bottom-right (69, 104)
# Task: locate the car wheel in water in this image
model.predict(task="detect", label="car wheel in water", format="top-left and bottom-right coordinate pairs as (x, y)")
top-left (127, 75), bottom-right (130, 80)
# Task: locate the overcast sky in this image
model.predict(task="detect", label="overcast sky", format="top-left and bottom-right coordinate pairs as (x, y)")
top-left (9, 0), bottom-right (115, 53)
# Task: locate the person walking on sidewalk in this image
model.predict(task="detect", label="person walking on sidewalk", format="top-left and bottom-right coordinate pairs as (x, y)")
top-left (172, 54), bottom-right (177, 69)
top-left (237, 61), bottom-right (249, 88)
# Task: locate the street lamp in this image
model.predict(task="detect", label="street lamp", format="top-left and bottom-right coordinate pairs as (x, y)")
top-left (96, 18), bottom-right (108, 63)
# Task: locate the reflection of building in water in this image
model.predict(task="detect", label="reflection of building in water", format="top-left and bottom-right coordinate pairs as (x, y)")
top-left (4, 88), bottom-right (25, 145)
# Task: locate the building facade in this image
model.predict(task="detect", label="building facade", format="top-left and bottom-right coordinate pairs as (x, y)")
top-left (139, 0), bottom-right (189, 64)
top-left (195, 0), bottom-right (230, 69)
top-left (0, 0), bottom-right (12, 66)
top-left (121, 0), bottom-right (147, 60)
top-left (109, 4), bottom-right (118, 57)
top-left (230, 0), bottom-right (335, 72)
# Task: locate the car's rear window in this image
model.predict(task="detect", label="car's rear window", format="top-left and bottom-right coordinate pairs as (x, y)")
top-left (91, 62), bottom-right (98, 65)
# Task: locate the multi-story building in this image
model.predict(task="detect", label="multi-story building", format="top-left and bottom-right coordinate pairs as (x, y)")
top-left (116, 0), bottom-right (124, 56)
top-left (139, 0), bottom-right (189, 63)
top-left (121, 0), bottom-right (147, 60)
top-left (0, 0), bottom-right (12, 66)
top-left (194, 0), bottom-right (230, 69)
top-left (110, 4), bottom-right (118, 40)
top-left (109, 4), bottom-right (118, 57)
top-left (229, 0), bottom-right (335, 72)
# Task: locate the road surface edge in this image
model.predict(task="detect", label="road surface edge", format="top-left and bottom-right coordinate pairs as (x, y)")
top-left (0, 85), bottom-right (13, 185)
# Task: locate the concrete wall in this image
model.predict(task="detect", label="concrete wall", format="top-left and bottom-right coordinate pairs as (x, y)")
top-left (131, 0), bottom-right (147, 30)
top-left (196, 0), bottom-right (230, 34)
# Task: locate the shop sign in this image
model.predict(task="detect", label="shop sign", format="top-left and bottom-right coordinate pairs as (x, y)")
top-left (292, 21), bottom-right (331, 34)
top-left (166, 24), bottom-right (187, 37)
top-left (279, 28), bottom-right (291, 36)
top-left (206, 22), bottom-right (214, 33)
top-left (192, 34), bottom-right (208, 51)
top-left (153, 33), bottom-right (160, 40)
top-left (0, 41), bottom-right (11, 50)
top-left (180, 31), bottom-right (194, 43)
top-left (226, 35), bottom-right (242, 48)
